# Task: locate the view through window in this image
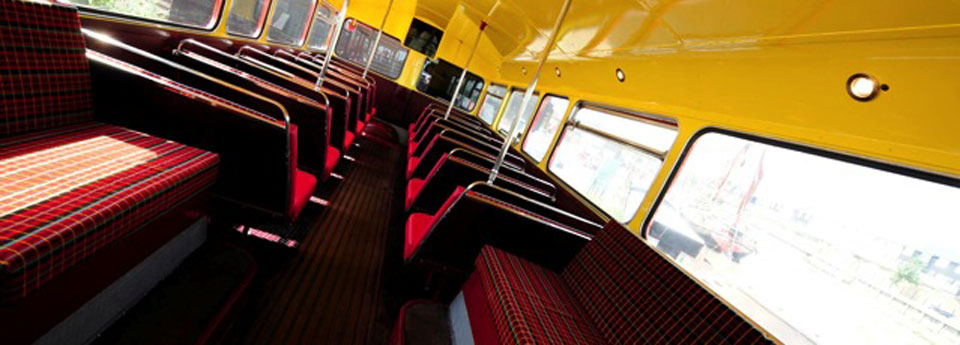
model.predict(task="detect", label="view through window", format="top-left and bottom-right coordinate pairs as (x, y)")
top-left (478, 84), bottom-right (506, 125)
top-left (496, 90), bottom-right (539, 137)
top-left (226, 0), bottom-right (270, 37)
top-left (305, 5), bottom-right (335, 51)
top-left (265, 0), bottom-right (314, 45)
top-left (522, 96), bottom-right (570, 162)
top-left (335, 19), bottom-right (409, 79)
top-left (66, 0), bottom-right (220, 28)
top-left (647, 132), bottom-right (960, 345)
top-left (549, 107), bottom-right (677, 222)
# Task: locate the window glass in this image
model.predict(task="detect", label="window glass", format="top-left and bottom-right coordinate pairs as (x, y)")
top-left (478, 84), bottom-right (507, 125)
top-left (226, 0), bottom-right (271, 37)
top-left (265, 0), bottom-right (315, 45)
top-left (305, 5), bottom-right (335, 51)
top-left (548, 107), bottom-right (677, 222)
top-left (404, 18), bottom-right (443, 57)
top-left (497, 90), bottom-right (539, 137)
top-left (66, 0), bottom-right (220, 28)
top-left (522, 96), bottom-right (569, 162)
top-left (415, 59), bottom-right (484, 112)
top-left (647, 132), bottom-right (960, 345)
top-left (335, 19), bottom-right (409, 79)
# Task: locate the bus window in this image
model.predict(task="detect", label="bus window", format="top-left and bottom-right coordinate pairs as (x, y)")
top-left (226, 0), bottom-right (271, 37)
top-left (496, 90), bottom-right (539, 137)
top-left (647, 131), bottom-right (960, 345)
top-left (478, 84), bottom-right (507, 125)
top-left (522, 95), bottom-right (570, 162)
top-left (404, 18), bottom-right (443, 57)
top-left (335, 19), bottom-right (409, 79)
top-left (548, 106), bottom-right (677, 221)
top-left (65, 0), bottom-right (221, 28)
top-left (265, 0), bottom-right (315, 46)
top-left (305, 4), bottom-right (335, 51)
top-left (415, 59), bottom-right (484, 112)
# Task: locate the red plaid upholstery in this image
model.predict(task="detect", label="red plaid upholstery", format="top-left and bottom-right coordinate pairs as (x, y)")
top-left (0, 0), bottom-right (93, 137)
top-left (471, 246), bottom-right (605, 344)
top-left (561, 224), bottom-right (772, 344)
top-left (0, 123), bottom-right (219, 301)
top-left (465, 224), bottom-right (772, 344)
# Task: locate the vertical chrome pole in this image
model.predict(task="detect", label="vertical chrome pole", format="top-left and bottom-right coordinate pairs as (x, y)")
top-left (488, 0), bottom-right (571, 184)
top-left (362, 0), bottom-right (395, 79)
top-left (445, 22), bottom-right (487, 120)
top-left (316, 0), bottom-right (349, 90)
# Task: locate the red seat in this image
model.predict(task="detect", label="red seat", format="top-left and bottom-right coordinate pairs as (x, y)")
top-left (403, 187), bottom-right (465, 260)
top-left (323, 147), bottom-right (341, 181)
top-left (406, 156), bottom-right (421, 180)
top-left (405, 178), bottom-right (426, 210)
top-left (458, 224), bottom-right (773, 344)
top-left (405, 153), bottom-right (450, 211)
top-left (289, 169), bottom-right (317, 220)
top-left (0, 1), bottom-right (222, 302)
top-left (0, 123), bottom-right (219, 301)
top-left (357, 119), bottom-right (366, 133)
top-left (286, 124), bottom-right (317, 220)
top-left (344, 131), bottom-right (356, 149)
top-left (464, 247), bottom-right (605, 345)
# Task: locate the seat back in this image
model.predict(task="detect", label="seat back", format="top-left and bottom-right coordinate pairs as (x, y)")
top-left (0, 0), bottom-right (94, 137)
top-left (561, 223), bottom-right (772, 344)
top-left (408, 183), bottom-right (597, 272)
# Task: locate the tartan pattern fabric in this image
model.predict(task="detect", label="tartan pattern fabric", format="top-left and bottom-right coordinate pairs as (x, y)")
top-left (0, 0), bottom-right (94, 137)
top-left (474, 246), bottom-right (606, 345)
top-left (561, 224), bottom-right (772, 345)
top-left (0, 123), bottom-right (219, 301)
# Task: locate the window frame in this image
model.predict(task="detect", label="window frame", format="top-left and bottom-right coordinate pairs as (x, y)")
top-left (305, 1), bottom-right (338, 51)
top-left (478, 83), bottom-right (508, 125)
top-left (640, 127), bottom-right (960, 239)
top-left (496, 87), bottom-right (542, 138)
top-left (546, 102), bottom-right (679, 224)
top-left (264, 0), bottom-right (318, 46)
top-left (71, 0), bottom-right (226, 31)
top-left (225, 0), bottom-right (273, 38)
top-left (521, 93), bottom-right (570, 163)
top-left (334, 18), bottom-right (409, 80)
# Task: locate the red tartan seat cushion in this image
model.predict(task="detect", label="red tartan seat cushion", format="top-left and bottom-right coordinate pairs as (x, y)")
top-left (560, 224), bottom-right (772, 344)
top-left (0, 122), bottom-right (219, 301)
top-left (465, 246), bottom-right (606, 345)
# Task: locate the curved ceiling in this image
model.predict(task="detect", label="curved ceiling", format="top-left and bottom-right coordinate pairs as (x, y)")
top-left (412, 0), bottom-right (960, 62)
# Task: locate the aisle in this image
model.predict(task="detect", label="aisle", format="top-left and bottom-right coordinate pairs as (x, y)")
top-left (231, 127), bottom-right (403, 345)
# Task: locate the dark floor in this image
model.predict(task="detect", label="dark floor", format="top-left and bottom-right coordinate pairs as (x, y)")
top-left (225, 124), bottom-right (407, 345)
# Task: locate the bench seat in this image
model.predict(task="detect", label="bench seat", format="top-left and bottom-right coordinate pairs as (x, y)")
top-left (455, 223), bottom-right (773, 345)
top-left (0, 122), bottom-right (219, 301)
top-left (465, 246), bottom-right (605, 344)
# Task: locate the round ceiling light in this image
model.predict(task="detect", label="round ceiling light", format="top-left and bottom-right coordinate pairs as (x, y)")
top-left (616, 68), bottom-right (625, 82)
top-left (555, 67), bottom-right (561, 77)
top-left (847, 73), bottom-right (881, 101)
